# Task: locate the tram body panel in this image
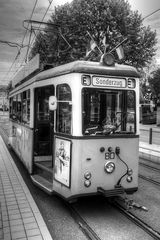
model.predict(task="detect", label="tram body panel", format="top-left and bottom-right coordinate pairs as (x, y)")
top-left (9, 122), bottom-right (33, 173)
top-left (52, 137), bottom-right (138, 199)
top-left (8, 58), bottom-right (140, 200)
top-left (78, 138), bottom-right (139, 191)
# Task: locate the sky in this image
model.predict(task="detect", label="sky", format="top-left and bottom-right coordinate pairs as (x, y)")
top-left (0, 0), bottom-right (160, 85)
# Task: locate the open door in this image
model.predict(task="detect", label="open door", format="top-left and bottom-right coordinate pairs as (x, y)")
top-left (33, 85), bottom-right (54, 186)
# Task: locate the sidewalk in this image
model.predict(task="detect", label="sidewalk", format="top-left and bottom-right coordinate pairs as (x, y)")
top-left (0, 136), bottom-right (53, 240)
top-left (139, 141), bottom-right (160, 163)
top-left (139, 123), bottom-right (160, 132)
top-left (139, 123), bottom-right (160, 163)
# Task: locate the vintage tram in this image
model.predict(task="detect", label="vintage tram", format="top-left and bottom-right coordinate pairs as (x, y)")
top-left (9, 54), bottom-right (140, 201)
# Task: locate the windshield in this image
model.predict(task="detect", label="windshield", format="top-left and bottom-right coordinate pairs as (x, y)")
top-left (82, 88), bottom-right (136, 135)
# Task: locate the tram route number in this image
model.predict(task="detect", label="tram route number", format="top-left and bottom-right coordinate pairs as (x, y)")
top-left (105, 152), bottom-right (115, 160)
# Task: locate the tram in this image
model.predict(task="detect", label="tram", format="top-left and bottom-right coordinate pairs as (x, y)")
top-left (9, 53), bottom-right (140, 201)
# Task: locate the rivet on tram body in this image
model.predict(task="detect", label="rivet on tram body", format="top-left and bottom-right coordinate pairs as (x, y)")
top-left (100, 147), bottom-right (105, 153)
top-left (108, 147), bottom-right (113, 152)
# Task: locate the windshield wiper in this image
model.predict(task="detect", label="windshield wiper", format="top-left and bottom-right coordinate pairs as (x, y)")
top-left (104, 112), bottom-right (127, 135)
top-left (85, 126), bottom-right (103, 135)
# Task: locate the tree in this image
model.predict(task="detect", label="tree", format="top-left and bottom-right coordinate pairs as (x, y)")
top-left (29, 0), bottom-right (157, 70)
top-left (148, 68), bottom-right (160, 103)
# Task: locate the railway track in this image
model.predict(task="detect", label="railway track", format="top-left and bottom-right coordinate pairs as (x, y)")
top-left (139, 162), bottom-right (160, 172)
top-left (66, 201), bottom-right (102, 240)
top-left (139, 161), bottom-right (160, 186)
top-left (112, 199), bottom-right (160, 240)
top-left (66, 198), bottom-right (160, 240)
top-left (63, 160), bottom-right (160, 240)
top-left (139, 174), bottom-right (160, 186)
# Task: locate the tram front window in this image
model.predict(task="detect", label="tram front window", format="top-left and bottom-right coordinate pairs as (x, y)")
top-left (82, 88), bottom-right (136, 135)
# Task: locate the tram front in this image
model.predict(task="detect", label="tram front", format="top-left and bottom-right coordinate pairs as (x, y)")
top-left (50, 58), bottom-right (140, 201)
top-left (81, 83), bottom-right (139, 196)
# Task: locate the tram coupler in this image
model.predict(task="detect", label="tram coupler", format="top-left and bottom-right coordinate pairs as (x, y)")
top-left (97, 186), bottom-right (125, 197)
top-left (114, 196), bottom-right (148, 212)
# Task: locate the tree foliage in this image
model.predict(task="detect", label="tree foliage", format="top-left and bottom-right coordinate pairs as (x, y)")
top-left (148, 68), bottom-right (160, 102)
top-left (30, 0), bottom-right (157, 69)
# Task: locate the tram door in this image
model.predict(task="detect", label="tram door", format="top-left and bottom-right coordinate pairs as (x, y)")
top-left (34, 85), bottom-right (54, 159)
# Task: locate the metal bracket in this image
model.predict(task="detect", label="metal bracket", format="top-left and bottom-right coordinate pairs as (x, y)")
top-left (115, 196), bottom-right (148, 212)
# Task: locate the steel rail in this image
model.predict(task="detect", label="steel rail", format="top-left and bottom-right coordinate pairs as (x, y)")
top-left (139, 162), bottom-right (160, 172)
top-left (111, 200), bottom-right (160, 240)
top-left (65, 202), bottom-right (102, 240)
top-left (139, 174), bottom-right (160, 187)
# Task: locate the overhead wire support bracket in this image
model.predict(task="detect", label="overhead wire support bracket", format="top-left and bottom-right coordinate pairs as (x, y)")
top-left (23, 20), bottom-right (60, 31)
top-left (0, 39), bottom-right (27, 49)
top-left (23, 19), bottom-right (72, 54)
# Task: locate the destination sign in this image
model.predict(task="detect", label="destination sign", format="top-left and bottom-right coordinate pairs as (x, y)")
top-left (92, 76), bottom-right (126, 88)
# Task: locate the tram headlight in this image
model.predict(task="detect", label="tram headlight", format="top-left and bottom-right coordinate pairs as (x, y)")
top-left (126, 176), bottom-right (133, 183)
top-left (104, 161), bottom-right (115, 174)
top-left (84, 180), bottom-right (91, 187)
top-left (101, 53), bottom-right (115, 66)
top-left (84, 172), bottom-right (92, 180)
top-left (127, 168), bottom-right (133, 176)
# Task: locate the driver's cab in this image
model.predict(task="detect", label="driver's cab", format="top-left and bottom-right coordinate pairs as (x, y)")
top-left (82, 88), bottom-right (136, 136)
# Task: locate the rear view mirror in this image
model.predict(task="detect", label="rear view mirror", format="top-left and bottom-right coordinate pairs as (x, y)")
top-left (49, 96), bottom-right (57, 111)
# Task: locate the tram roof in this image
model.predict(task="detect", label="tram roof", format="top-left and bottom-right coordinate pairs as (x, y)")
top-left (36, 60), bottom-right (140, 81)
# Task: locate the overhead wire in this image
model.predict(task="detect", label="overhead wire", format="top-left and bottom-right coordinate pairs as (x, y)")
top-left (142, 8), bottom-right (160, 21)
top-left (24, 0), bottom-right (54, 63)
top-left (0, 40), bottom-right (24, 49)
top-left (18, 0), bottom-right (39, 57)
top-left (5, 4), bottom-right (160, 84)
top-left (3, 51), bottom-right (21, 83)
top-left (4, 0), bottom-right (39, 83)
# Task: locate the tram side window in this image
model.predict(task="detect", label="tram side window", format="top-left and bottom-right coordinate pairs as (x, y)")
top-left (36, 87), bottom-right (52, 121)
top-left (27, 90), bottom-right (30, 123)
top-left (9, 91), bottom-right (30, 124)
top-left (56, 84), bottom-right (72, 134)
top-left (22, 90), bottom-right (30, 125)
top-left (126, 91), bottom-right (136, 132)
top-left (12, 95), bottom-right (17, 121)
top-left (17, 94), bottom-right (22, 122)
top-left (9, 98), bottom-right (12, 119)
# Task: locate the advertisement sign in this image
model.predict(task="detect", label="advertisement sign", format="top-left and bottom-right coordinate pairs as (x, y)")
top-left (54, 138), bottom-right (71, 187)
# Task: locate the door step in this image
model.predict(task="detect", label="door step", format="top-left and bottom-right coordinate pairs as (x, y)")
top-left (34, 156), bottom-right (52, 161)
top-left (31, 175), bottom-right (54, 195)
top-left (34, 162), bottom-right (53, 174)
top-left (34, 161), bottom-right (53, 182)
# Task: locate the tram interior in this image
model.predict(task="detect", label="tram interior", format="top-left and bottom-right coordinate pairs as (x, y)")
top-left (83, 89), bottom-right (136, 135)
top-left (33, 84), bottom-right (72, 184)
top-left (33, 86), bottom-right (54, 183)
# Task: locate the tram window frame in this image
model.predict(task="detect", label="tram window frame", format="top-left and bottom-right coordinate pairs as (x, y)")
top-left (9, 90), bottom-right (30, 125)
top-left (17, 93), bottom-right (22, 122)
top-left (56, 84), bottom-right (72, 135)
top-left (22, 90), bottom-right (30, 125)
top-left (9, 95), bottom-right (19, 122)
top-left (36, 86), bottom-right (53, 122)
top-left (82, 88), bottom-right (136, 135)
top-left (9, 97), bottom-right (13, 119)
top-left (12, 95), bottom-right (17, 121)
